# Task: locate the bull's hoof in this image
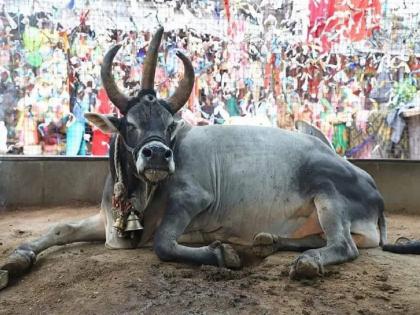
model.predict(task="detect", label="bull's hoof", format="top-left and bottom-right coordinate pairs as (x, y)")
top-left (252, 232), bottom-right (276, 258)
top-left (221, 244), bottom-right (242, 269)
top-left (1, 248), bottom-right (36, 277)
top-left (0, 270), bottom-right (8, 290)
top-left (211, 241), bottom-right (242, 269)
top-left (289, 254), bottom-right (323, 280)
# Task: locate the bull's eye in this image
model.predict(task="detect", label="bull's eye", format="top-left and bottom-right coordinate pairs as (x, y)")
top-left (167, 123), bottom-right (176, 133)
top-left (125, 123), bottom-right (140, 142)
top-left (126, 123), bottom-right (136, 132)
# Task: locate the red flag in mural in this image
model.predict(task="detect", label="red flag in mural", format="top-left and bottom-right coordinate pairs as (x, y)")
top-left (224, 0), bottom-right (231, 23)
top-left (308, 0), bottom-right (381, 51)
top-left (225, 0), bottom-right (235, 38)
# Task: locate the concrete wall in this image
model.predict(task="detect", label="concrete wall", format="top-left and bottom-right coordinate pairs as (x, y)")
top-left (352, 160), bottom-right (420, 214)
top-left (0, 156), bottom-right (419, 214)
top-left (0, 156), bottom-right (108, 210)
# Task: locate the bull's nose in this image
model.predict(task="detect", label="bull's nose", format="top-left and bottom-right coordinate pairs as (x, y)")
top-left (141, 145), bottom-right (172, 161)
top-left (136, 141), bottom-right (175, 177)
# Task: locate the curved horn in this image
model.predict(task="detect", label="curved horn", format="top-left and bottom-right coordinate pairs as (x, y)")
top-left (141, 27), bottom-right (164, 90)
top-left (166, 51), bottom-right (195, 113)
top-left (101, 45), bottom-right (131, 114)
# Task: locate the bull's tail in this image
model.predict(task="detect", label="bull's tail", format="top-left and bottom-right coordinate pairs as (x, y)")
top-left (382, 240), bottom-right (420, 254)
top-left (380, 206), bottom-right (420, 254)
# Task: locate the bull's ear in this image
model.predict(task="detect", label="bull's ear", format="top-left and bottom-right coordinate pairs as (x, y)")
top-left (170, 119), bottom-right (185, 142)
top-left (84, 113), bottom-right (120, 133)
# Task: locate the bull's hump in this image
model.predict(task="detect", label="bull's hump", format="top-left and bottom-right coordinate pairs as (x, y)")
top-left (174, 125), bottom-right (336, 177)
top-left (184, 125), bottom-right (312, 149)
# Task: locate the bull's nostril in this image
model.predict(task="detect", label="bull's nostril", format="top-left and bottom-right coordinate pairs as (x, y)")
top-left (142, 147), bottom-right (152, 158)
top-left (164, 150), bottom-right (172, 159)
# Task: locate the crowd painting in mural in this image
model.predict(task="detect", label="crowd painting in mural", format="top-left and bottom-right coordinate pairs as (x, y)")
top-left (0, 0), bottom-right (419, 158)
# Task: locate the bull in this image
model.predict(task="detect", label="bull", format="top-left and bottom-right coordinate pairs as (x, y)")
top-left (1, 28), bottom-right (418, 289)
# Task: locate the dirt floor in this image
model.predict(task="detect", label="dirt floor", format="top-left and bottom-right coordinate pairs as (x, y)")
top-left (0, 206), bottom-right (419, 315)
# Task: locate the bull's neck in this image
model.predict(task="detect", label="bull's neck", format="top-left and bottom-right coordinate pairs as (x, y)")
top-left (123, 154), bottom-right (159, 213)
top-left (128, 176), bottom-right (157, 213)
top-left (111, 134), bottom-right (158, 213)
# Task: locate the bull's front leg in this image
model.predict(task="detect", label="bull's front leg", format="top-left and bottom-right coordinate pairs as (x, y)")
top-left (1, 213), bottom-right (105, 280)
top-left (153, 187), bottom-right (241, 269)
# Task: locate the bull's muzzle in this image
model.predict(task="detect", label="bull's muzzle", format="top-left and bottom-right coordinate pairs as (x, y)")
top-left (136, 141), bottom-right (175, 183)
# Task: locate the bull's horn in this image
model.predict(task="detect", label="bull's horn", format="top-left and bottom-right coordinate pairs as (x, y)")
top-left (166, 51), bottom-right (195, 113)
top-left (101, 45), bottom-right (132, 114)
top-left (141, 27), bottom-right (164, 90)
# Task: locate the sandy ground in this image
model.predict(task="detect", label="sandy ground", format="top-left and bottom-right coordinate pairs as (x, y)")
top-left (0, 206), bottom-right (419, 315)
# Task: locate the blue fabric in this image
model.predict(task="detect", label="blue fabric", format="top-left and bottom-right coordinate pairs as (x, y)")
top-left (165, 48), bottom-right (178, 76)
top-left (345, 135), bottom-right (375, 157)
top-left (66, 121), bottom-right (86, 155)
top-left (73, 96), bottom-right (89, 123)
top-left (386, 102), bottom-right (415, 144)
top-left (65, 96), bottom-right (89, 155)
top-left (66, 0), bottom-right (75, 10)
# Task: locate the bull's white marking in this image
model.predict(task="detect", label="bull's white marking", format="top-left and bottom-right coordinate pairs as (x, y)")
top-left (351, 220), bottom-right (380, 248)
top-left (135, 156), bottom-right (146, 174)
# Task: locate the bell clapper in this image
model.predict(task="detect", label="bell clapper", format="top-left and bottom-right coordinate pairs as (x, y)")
top-left (130, 231), bottom-right (136, 240)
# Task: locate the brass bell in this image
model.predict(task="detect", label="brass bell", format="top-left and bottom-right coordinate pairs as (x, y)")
top-left (113, 216), bottom-right (125, 231)
top-left (124, 211), bottom-right (143, 232)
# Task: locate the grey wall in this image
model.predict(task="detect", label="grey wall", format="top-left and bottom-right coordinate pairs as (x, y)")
top-left (0, 156), bottom-right (419, 214)
top-left (0, 156), bottom-right (108, 210)
top-left (352, 160), bottom-right (420, 214)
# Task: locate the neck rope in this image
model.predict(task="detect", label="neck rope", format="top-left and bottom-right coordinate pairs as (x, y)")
top-left (112, 134), bottom-right (157, 238)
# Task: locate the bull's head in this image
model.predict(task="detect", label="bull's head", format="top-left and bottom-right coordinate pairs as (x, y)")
top-left (85, 27), bottom-right (194, 183)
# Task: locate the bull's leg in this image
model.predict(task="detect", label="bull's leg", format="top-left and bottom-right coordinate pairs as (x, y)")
top-left (1, 213), bottom-right (105, 278)
top-left (289, 192), bottom-right (359, 279)
top-left (154, 209), bottom-right (241, 268)
top-left (153, 187), bottom-right (241, 269)
top-left (253, 233), bottom-right (326, 257)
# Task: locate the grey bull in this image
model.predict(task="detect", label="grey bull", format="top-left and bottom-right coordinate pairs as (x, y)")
top-left (1, 28), bottom-right (393, 288)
